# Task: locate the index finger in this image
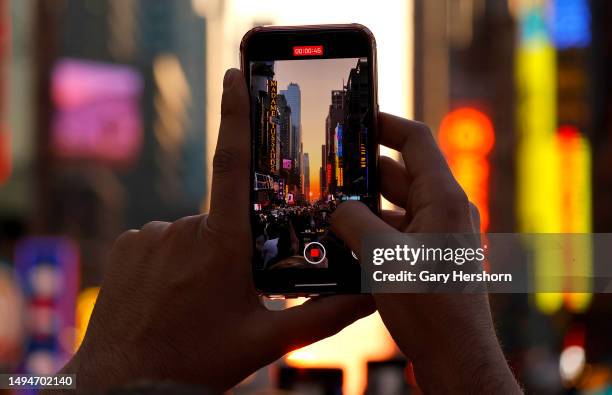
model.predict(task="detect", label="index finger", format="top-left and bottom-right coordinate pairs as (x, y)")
top-left (378, 112), bottom-right (453, 180)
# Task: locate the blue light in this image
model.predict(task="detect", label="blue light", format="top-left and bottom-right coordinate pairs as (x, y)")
top-left (336, 124), bottom-right (343, 158)
top-left (550, 0), bottom-right (591, 49)
top-left (521, 9), bottom-right (549, 44)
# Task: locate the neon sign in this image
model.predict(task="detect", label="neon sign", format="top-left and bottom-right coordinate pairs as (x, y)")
top-left (268, 79), bottom-right (278, 172)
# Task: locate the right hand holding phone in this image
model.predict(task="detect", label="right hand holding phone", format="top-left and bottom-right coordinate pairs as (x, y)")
top-left (331, 113), bottom-right (522, 394)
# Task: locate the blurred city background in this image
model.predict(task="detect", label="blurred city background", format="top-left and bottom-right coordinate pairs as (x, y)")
top-left (0, 0), bottom-right (611, 394)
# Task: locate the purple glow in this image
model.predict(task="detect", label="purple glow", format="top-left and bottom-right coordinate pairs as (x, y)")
top-left (51, 58), bottom-right (143, 164)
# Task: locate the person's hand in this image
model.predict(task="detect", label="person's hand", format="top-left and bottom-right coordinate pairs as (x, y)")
top-left (331, 114), bottom-right (521, 394)
top-left (61, 69), bottom-right (375, 392)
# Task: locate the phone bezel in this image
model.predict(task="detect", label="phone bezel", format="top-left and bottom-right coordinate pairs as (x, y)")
top-left (240, 24), bottom-right (380, 296)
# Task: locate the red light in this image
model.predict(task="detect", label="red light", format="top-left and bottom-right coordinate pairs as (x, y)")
top-left (557, 124), bottom-right (581, 150)
top-left (438, 107), bottom-right (494, 232)
top-left (0, 130), bottom-right (11, 185)
top-left (563, 324), bottom-right (585, 348)
top-left (439, 108), bottom-right (495, 156)
top-left (293, 45), bottom-right (324, 57)
top-left (557, 124), bottom-right (584, 231)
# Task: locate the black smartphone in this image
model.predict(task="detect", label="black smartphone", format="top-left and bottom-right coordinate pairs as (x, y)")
top-left (241, 24), bottom-right (379, 297)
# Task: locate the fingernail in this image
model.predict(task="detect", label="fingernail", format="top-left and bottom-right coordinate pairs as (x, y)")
top-left (223, 69), bottom-right (235, 90)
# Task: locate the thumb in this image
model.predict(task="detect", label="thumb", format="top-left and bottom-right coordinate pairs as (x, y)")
top-left (207, 69), bottom-right (251, 235)
top-left (330, 201), bottom-right (397, 260)
top-left (260, 203), bottom-right (393, 355)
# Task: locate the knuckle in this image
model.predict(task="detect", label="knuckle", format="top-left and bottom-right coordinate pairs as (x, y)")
top-left (421, 173), bottom-right (473, 231)
top-left (110, 230), bottom-right (139, 259)
top-left (220, 88), bottom-right (241, 117)
top-left (139, 221), bottom-right (171, 244)
top-left (167, 215), bottom-right (202, 235)
top-left (202, 213), bottom-right (233, 241)
top-left (141, 220), bottom-right (170, 234)
top-left (141, 220), bottom-right (165, 229)
top-left (469, 202), bottom-right (481, 220)
top-left (443, 187), bottom-right (470, 222)
top-left (469, 202), bottom-right (482, 231)
top-left (449, 185), bottom-right (469, 206)
top-left (212, 148), bottom-right (237, 176)
top-left (431, 172), bottom-right (468, 204)
top-left (114, 229), bottom-right (139, 250)
top-left (413, 120), bottom-right (433, 135)
top-left (399, 121), bottom-right (433, 149)
top-left (220, 88), bottom-right (236, 117)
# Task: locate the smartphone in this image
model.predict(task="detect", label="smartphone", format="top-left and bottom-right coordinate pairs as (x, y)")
top-left (241, 24), bottom-right (379, 297)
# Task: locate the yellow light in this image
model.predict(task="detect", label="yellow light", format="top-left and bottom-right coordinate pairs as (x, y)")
top-left (286, 349), bottom-right (318, 363)
top-left (75, 287), bottom-right (100, 351)
top-left (516, 18), bottom-right (593, 313)
top-left (516, 43), bottom-right (559, 232)
top-left (516, 33), bottom-right (565, 313)
top-left (285, 299), bottom-right (396, 395)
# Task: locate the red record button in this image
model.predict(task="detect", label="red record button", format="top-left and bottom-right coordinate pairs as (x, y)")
top-left (304, 242), bottom-right (326, 264)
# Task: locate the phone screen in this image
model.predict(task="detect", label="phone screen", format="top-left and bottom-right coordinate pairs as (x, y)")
top-left (249, 54), bottom-right (375, 274)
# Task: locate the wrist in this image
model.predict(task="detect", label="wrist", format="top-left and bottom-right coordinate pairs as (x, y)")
top-left (64, 339), bottom-right (144, 391)
top-left (412, 334), bottom-right (520, 394)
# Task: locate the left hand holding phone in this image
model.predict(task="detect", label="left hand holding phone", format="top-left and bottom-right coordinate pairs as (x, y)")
top-left (57, 68), bottom-right (375, 393)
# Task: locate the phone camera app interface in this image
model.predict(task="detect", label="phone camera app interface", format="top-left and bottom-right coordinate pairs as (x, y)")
top-left (250, 56), bottom-right (372, 271)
